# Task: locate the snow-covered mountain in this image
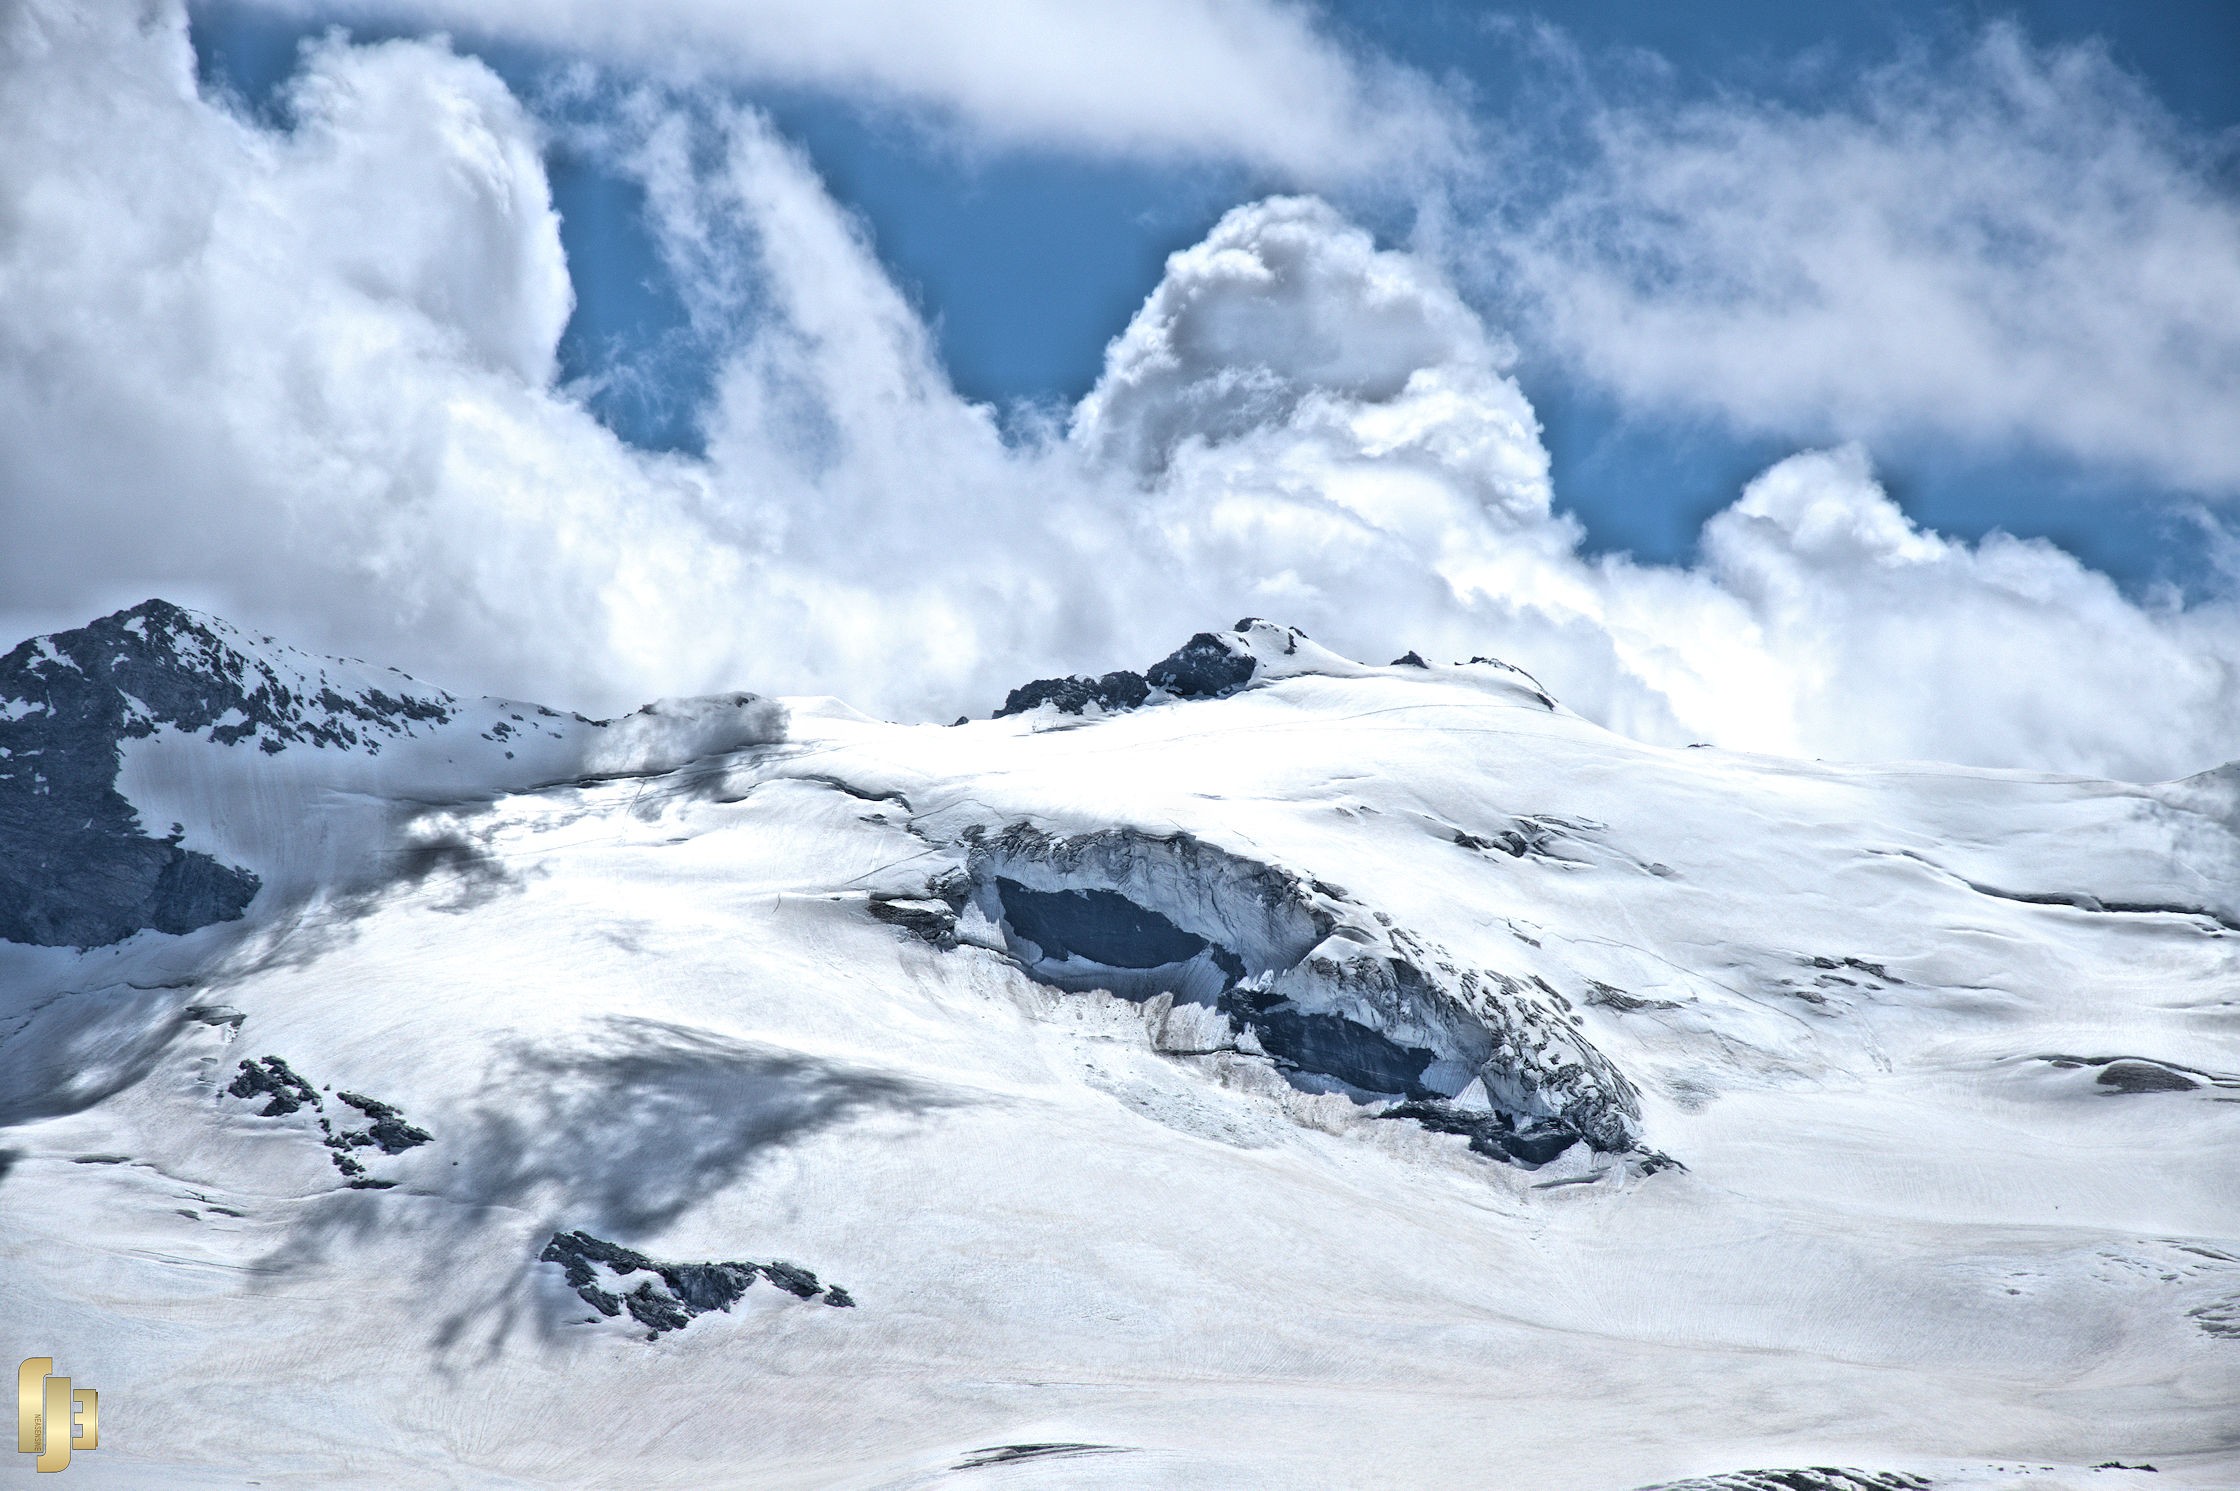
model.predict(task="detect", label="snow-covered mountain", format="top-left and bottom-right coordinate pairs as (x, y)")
top-left (2, 604), bottom-right (2235, 1489)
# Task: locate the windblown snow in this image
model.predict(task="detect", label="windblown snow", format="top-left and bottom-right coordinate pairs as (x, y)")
top-left (0, 603), bottom-right (2234, 1490)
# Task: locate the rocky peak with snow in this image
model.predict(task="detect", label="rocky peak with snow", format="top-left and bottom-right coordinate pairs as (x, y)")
top-left (0, 599), bottom-right (465, 946)
top-left (0, 600), bottom-right (780, 948)
top-left (1, 601), bottom-right (2235, 1488)
top-left (994, 617), bottom-right (1556, 719)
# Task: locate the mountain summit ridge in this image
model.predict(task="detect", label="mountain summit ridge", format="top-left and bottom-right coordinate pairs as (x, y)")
top-left (1, 601), bottom-right (2235, 1488)
top-left (0, 599), bottom-right (780, 948)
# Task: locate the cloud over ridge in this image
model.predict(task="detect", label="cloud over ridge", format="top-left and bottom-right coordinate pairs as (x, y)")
top-left (4, 2), bottom-right (2239, 783)
top-left (1485, 24), bottom-right (2240, 494)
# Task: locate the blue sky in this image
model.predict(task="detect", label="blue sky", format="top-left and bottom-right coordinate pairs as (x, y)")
top-left (185, 0), bottom-right (2240, 592)
top-left (7, 0), bottom-right (2239, 774)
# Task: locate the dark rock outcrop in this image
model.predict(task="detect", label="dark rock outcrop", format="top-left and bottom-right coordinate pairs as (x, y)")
top-left (867, 895), bottom-right (962, 947)
top-left (963, 823), bottom-right (1647, 1167)
top-left (335, 1091), bottom-right (434, 1154)
top-left (994, 626), bottom-right (1260, 719)
top-left (953, 1444), bottom-right (1129, 1471)
top-left (226, 1055), bottom-right (320, 1116)
top-left (224, 1056), bottom-right (431, 1187)
top-left (1144, 631), bottom-right (1257, 700)
top-left (540, 1229), bottom-right (854, 1337)
top-left (996, 877), bottom-right (1220, 971)
top-left (0, 600), bottom-right (455, 947)
top-left (1630, 1472), bottom-right (1933, 1491)
top-left (995, 671), bottom-right (1151, 719)
top-left (2039, 1053), bottom-right (2237, 1094)
top-left (1376, 1099), bottom-right (1585, 1167)
top-left (2097, 1060), bottom-right (2198, 1094)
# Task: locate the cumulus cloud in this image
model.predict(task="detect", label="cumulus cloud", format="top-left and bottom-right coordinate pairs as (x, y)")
top-left (1074, 197), bottom-right (1521, 483)
top-left (1480, 25), bottom-right (2240, 495)
top-left (5, 1), bottom-right (2240, 782)
top-left (236, 0), bottom-right (1459, 181)
top-left (0, 3), bottom-right (732, 705)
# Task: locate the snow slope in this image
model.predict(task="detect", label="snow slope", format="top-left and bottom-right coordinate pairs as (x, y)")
top-left (1, 609), bottom-right (2234, 1489)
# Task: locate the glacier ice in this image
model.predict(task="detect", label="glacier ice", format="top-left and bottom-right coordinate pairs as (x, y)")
top-left (0, 605), bottom-right (2234, 1489)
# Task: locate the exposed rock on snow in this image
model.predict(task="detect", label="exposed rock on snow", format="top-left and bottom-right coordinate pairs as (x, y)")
top-left (951, 1442), bottom-right (1130, 1470)
top-left (7, 600), bottom-right (2239, 1487)
top-left (335, 1091), bottom-right (435, 1155)
top-left (1631, 1473), bottom-right (1933, 1491)
top-left (994, 670), bottom-right (1152, 719)
top-left (0, 599), bottom-right (344, 946)
top-left (962, 821), bottom-right (1643, 1161)
top-left (540, 1229), bottom-right (854, 1337)
top-left (0, 600), bottom-right (784, 950)
top-left (866, 893), bottom-right (963, 948)
top-left (224, 1055), bottom-right (431, 1188)
top-left (991, 624), bottom-right (1260, 719)
top-left (994, 619), bottom-right (1417, 718)
top-left (225, 1054), bottom-right (321, 1116)
top-left (2038, 1054), bottom-right (2239, 1095)
top-left (1144, 630), bottom-right (1260, 700)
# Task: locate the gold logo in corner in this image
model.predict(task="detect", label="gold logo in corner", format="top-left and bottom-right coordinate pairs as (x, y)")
top-left (16, 1359), bottom-right (97, 1474)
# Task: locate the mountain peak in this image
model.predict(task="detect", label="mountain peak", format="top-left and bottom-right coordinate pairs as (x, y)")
top-left (992, 619), bottom-right (1551, 720)
top-left (0, 602), bottom-right (777, 949)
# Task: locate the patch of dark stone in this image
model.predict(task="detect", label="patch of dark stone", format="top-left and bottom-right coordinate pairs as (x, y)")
top-left (1390, 651), bottom-right (1429, 667)
top-left (2094, 1462), bottom-right (2160, 1472)
top-left (224, 1056), bottom-right (430, 1187)
top-left (994, 625), bottom-right (1260, 719)
top-left (1631, 1472), bottom-right (1933, 1491)
top-left (1451, 817), bottom-right (1585, 863)
top-left (2097, 1062), bottom-right (2200, 1094)
top-left (998, 877), bottom-right (1215, 971)
top-left (0, 598), bottom-right (455, 947)
top-left (974, 846), bottom-right (1643, 1169)
top-left (1146, 630), bottom-right (1258, 699)
top-left (540, 1230), bottom-right (854, 1339)
top-left (1377, 1098), bottom-right (1588, 1168)
top-left (866, 896), bottom-right (961, 949)
top-left (1805, 955), bottom-right (1903, 983)
top-left (335, 1091), bottom-right (433, 1154)
top-left (996, 873), bottom-right (1461, 1104)
top-left (1455, 827), bottom-right (1541, 859)
top-left (996, 671), bottom-right (1151, 719)
top-left (1223, 988), bottom-right (1443, 1101)
top-left (2039, 1053), bottom-right (2235, 1094)
top-left (1583, 980), bottom-right (1681, 1014)
top-left (952, 1444), bottom-right (1129, 1471)
top-left (226, 1055), bottom-right (320, 1116)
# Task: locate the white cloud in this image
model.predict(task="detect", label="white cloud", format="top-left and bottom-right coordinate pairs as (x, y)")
top-left (236, 0), bottom-right (1460, 181)
top-left (1484, 25), bottom-right (2240, 495)
top-left (6, 2), bottom-right (2240, 783)
top-left (1073, 197), bottom-right (1524, 486)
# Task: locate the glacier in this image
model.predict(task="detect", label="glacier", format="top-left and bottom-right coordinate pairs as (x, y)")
top-left (0, 601), bottom-right (2234, 1489)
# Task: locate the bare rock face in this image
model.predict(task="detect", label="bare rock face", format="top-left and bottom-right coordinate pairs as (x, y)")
top-left (994, 624), bottom-right (1266, 719)
top-left (223, 1055), bottom-right (432, 1189)
top-left (959, 822), bottom-right (1645, 1166)
top-left (540, 1230), bottom-right (854, 1338)
top-left (0, 600), bottom-right (462, 947)
top-left (995, 671), bottom-right (1153, 719)
top-left (1630, 1474), bottom-right (1934, 1491)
